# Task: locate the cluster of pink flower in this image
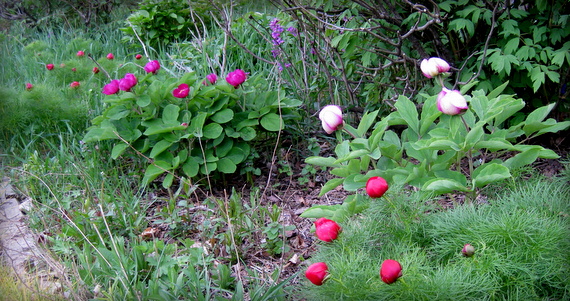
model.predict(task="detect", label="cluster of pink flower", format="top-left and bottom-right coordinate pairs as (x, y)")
top-left (101, 63), bottom-right (247, 99)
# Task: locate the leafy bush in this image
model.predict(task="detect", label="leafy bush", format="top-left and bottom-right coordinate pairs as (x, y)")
top-left (272, 0), bottom-right (570, 115)
top-left (121, 0), bottom-right (222, 48)
top-left (83, 66), bottom-right (301, 187)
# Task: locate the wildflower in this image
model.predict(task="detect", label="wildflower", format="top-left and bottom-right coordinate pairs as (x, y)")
top-left (106, 53), bottom-right (114, 60)
top-left (70, 81), bottom-right (80, 88)
top-left (380, 259), bottom-right (402, 284)
top-left (462, 244), bottom-right (475, 257)
top-left (366, 176), bottom-right (389, 198)
top-left (318, 105), bottom-right (343, 134)
top-left (305, 262), bottom-right (329, 286)
top-left (71, 68), bottom-right (77, 72)
top-left (437, 88), bottom-right (468, 115)
top-left (77, 50), bottom-right (85, 57)
top-left (144, 60), bottom-right (161, 74)
top-left (226, 69), bottom-right (247, 88)
top-left (102, 79), bottom-right (120, 95)
top-left (46, 64), bottom-right (54, 70)
top-left (420, 57), bottom-right (450, 78)
top-left (92, 67), bottom-right (100, 74)
top-left (25, 83), bottom-right (33, 90)
top-left (205, 73), bottom-right (217, 85)
top-left (119, 73), bottom-right (137, 91)
top-left (135, 54), bottom-right (142, 60)
top-left (314, 218), bottom-right (341, 242)
top-left (287, 26), bottom-right (298, 37)
top-left (172, 83), bottom-right (190, 98)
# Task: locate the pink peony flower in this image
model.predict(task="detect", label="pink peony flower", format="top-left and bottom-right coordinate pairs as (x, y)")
top-left (102, 79), bottom-right (120, 95)
top-left (366, 176), bottom-right (389, 198)
top-left (420, 57), bottom-right (450, 78)
top-left (77, 50), bottom-right (85, 57)
top-left (314, 218), bottom-right (342, 242)
top-left (144, 60), bottom-right (161, 74)
top-left (305, 262), bottom-right (329, 286)
top-left (119, 73), bottom-right (137, 91)
top-left (380, 259), bottom-right (402, 284)
top-left (46, 64), bottom-right (54, 70)
top-left (437, 88), bottom-right (468, 115)
top-left (206, 73), bottom-right (218, 85)
top-left (71, 68), bottom-right (77, 72)
top-left (318, 105), bottom-right (343, 134)
top-left (92, 67), bottom-right (100, 74)
top-left (172, 83), bottom-right (190, 98)
top-left (106, 53), bottom-right (114, 60)
top-left (226, 69), bottom-right (247, 88)
top-left (70, 81), bottom-right (80, 88)
top-left (25, 83), bottom-right (33, 90)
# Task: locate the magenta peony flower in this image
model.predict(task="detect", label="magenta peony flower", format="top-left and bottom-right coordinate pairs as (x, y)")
top-left (70, 81), bottom-right (80, 88)
top-left (366, 176), bottom-right (389, 198)
top-left (46, 64), bottom-right (54, 70)
top-left (437, 88), bottom-right (468, 115)
top-left (25, 83), bottom-right (33, 90)
top-left (144, 60), bottom-right (161, 74)
top-left (305, 262), bottom-right (329, 286)
top-left (77, 50), bottom-right (85, 57)
top-left (92, 67), bottom-right (100, 74)
top-left (106, 53), bottom-right (114, 60)
top-left (314, 218), bottom-right (342, 242)
top-left (206, 73), bottom-right (218, 85)
top-left (102, 79), bottom-right (120, 95)
top-left (226, 69), bottom-right (247, 88)
top-left (172, 83), bottom-right (190, 98)
top-left (420, 57), bottom-right (450, 78)
top-left (118, 73), bottom-right (137, 91)
top-left (135, 54), bottom-right (142, 60)
top-left (318, 105), bottom-right (343, 134)
top-left (380, 259), bottom-right (402, 284)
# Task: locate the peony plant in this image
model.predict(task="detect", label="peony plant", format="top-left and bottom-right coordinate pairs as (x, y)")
top-left (305, 262), bottom-right (329, 286)
top-left (304, 56), bottom-right (570, 206)
top-left (83, 63), bottom-right (301, 187)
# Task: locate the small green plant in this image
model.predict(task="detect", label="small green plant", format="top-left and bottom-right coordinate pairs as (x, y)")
top-left (262, 204), bottom-right (296, 255)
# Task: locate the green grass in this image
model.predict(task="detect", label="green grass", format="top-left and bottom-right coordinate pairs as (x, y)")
top-left (300, 176), bottom-right (570, 300)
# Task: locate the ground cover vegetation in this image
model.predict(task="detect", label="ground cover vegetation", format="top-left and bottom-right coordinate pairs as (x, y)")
top-left (0, 0), bottom-right (569, 300)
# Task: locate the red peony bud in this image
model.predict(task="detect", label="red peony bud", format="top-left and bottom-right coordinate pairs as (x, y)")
top-left (380, 259), bottom-right (402, 284)
top-left (106, 53), bottom-right (114, 60)
top-left (144, 60), bottom-right (161, 74)
top-left (71, 68), bottom-right (77, 72)
top-left (70, 81), bottom-right (80, 88)
top-left (46, 64), bottom-right (54, 70)
top-left (462, 244), bottom-right (475, 257)
top-left (305, 262), bottom-right (329, 286)
top-left (25, 83), bottom-right (33, 90)
top-left (92, 67), bottom-right (100, 74)
top-left (77, 50), bottom-right (85, 57)
top-left (135, 54), bottom-right (142, 60)
top-left (366, 176), bottom-right (389, 198)
top-left (314, 218), bottom-right (342, 242)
